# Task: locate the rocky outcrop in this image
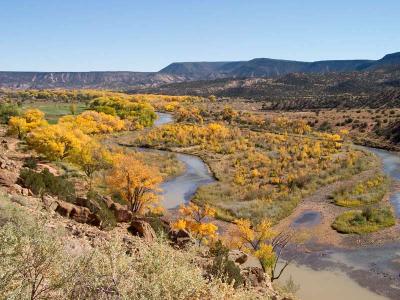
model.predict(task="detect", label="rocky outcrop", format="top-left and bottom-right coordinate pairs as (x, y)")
top-left (168, 228), bottom-right (193, 248)
top-left (228, 249), bottom-right (248, 264)
top-left (227, 250), bottom-right (265, 286)
top-left (111, 203), bottom-right (133, 222)
top-left (54, 200), bottom-right (101, 227)
top-left (101, 196), bottom-right (133, 222)
top-left (128, 218), bottom-right (156, 243)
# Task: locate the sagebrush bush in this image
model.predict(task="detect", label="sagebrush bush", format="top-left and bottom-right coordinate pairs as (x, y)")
top-left (0, 199), bottom-right (268, 300)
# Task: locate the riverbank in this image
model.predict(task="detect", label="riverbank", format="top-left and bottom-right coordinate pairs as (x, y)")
top-left (274, 146), bottom-right (400, 300)
top-left (119, 112), bottom-right (400, 299)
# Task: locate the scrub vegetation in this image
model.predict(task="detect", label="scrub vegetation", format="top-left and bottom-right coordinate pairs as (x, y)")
top-left (332, 174), bottom-right (389, 207)
top-left (332, 207), bottom-right (395, 234)
top-left (1, 88), bottom-right (392, 298)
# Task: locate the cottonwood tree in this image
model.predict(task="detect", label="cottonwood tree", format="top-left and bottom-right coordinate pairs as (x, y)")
top-left (172, 203), bottom-right (218, 244)
top-left (224, 218), bottom-right (294, 281)
top-left (28, 125), bottom-right (90, 160)
top-left (106, 154), bottom-right (162, 214)
top-left (69, 140), bottom-right (112, 189)
top-left (8, 109), bottom-right (48, 138)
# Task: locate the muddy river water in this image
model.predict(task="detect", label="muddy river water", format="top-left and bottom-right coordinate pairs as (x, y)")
top-left (153, 113), bottom-right (400, 299)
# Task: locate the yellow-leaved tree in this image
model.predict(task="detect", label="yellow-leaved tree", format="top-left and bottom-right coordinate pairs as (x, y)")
top-left (172, 203), bottom-right (218, 244)
top-left (69, 139), bottom-right (112, 189)
top-left (224, 218), bottom-right (292, 281)
top-left (28, 125), bottom-right (90, 160)
top-left (106, 154), bottom-right (162, 215)
top-left (8, 109), bottom-right (48, 138)
top-left (59, 110), bottom-right (126, 134)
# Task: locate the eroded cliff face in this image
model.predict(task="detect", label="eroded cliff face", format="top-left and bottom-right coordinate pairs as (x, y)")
top-left (0, 71), bottom-right (184, 89)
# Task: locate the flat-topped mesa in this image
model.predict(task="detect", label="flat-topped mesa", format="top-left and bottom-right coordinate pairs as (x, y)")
top-left (1, 51), bottom-right (399, 89)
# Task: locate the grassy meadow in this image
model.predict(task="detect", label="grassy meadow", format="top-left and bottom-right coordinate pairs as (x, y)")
top-left (22, 102), bottom-right (87, 124)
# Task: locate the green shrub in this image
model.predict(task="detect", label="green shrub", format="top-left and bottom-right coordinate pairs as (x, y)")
top-left (318, 121), bottom-right (332, 132)
top-left (19, 168), bottom-right (76, 201)
top-left (89, 96), bottom-right (157, 128)
top-left (23, 156), bottom-right (38, 169)
top-left (0, 102), bottom-right (20, 124)
top-left (332, 207), bottom-right (395, 234)
top-left (92, 105), bottom-right (117, 116)
top-left (209, 240), bottom-right (244, 288)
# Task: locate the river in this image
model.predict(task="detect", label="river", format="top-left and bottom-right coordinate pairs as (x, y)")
top-left (153, 113), bottom-right (400, 299)
top-left (151, 113), bottom-right (216, 210)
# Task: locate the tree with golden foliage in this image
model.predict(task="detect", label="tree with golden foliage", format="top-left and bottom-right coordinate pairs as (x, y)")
top-left (28, 125), bottom-right (90, 160)
top-left (59, 110), bottom-right (126, 134)
top-left (224, 218), bottom-right (293, 281)
top-left (106, 154), bottom-right (162, 215)
top-left (8, 109), bottom-right (48, 138)
top-left (69, 139), bottom-right (112, 189)
top-left (171, 203), bottom-right (218, 244)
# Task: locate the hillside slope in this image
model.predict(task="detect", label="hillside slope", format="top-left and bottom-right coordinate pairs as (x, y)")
top-left (135, 67), bottom-right (400, 109)
top-left (0, 52), bottom-right (399, 89)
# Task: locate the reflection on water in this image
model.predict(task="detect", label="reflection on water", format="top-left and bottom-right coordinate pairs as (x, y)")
top-left (154, 112), bottom-right (173, 127)
top-left (278, 263), bottom-right (388, 300)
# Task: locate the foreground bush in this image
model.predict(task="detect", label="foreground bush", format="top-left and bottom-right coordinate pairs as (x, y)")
top-left (332, 207), bottom-right (395, 234)
top-left (0, 201), bottom-right (267, 299)
top-left (19, 168), bottom-right (76, 201)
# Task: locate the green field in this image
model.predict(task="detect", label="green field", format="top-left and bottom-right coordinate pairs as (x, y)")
top-left (22, 102), bottom-right (86, 124)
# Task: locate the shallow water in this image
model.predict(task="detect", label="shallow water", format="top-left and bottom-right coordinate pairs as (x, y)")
top-left (364, 147), bottom-right (400, 216)
top-left (154, 112), bottom-right (173, 127)
top-left (153, 112), bottom-right (216, 209)
top-left (292, 211), bottom-right (321, 227)
top-left (278, 147), bottom-right (400, 300)
top-left (278, 263), bottom-right (389, 300)
top-left (160, 153), bottom-right (215, 209)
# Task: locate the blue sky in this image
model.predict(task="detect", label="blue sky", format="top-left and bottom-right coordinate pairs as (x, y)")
top-left (1, 0), bottom-right (399, 71)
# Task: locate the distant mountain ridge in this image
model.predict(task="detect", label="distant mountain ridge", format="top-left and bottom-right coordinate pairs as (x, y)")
top-left (0, 52), bottom-right (399, 89)
top-left (0, 71), bottom-right (183, 89)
